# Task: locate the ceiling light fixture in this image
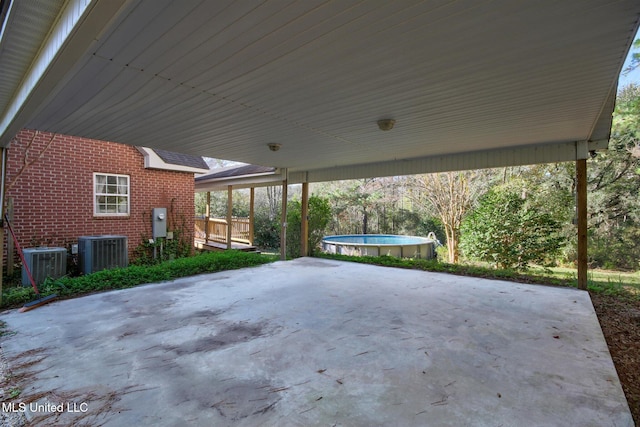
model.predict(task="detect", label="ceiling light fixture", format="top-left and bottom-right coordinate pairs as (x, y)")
top-left (377, 119), bottom-right (395, 131)
top-left (267, 143), bottom-right (281, 152)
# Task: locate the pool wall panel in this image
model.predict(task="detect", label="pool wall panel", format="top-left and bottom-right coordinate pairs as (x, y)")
top-left (321, 235), bottom-right (437, 260)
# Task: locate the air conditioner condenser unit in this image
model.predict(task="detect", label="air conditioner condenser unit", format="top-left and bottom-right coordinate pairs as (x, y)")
top-left (78, 235), bottom-right (128, 274)
top-left (21, 247), bottom-right (67, 286)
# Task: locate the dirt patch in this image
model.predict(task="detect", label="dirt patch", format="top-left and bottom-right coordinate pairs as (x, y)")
top-left (0, 347), bottom-right (27, 426)
top-left (166, 321), bottom-right (272, 356)
top-left (210, 380), bottom-right (284, 421)
top-left (590, 292), bottom-right (640, 425)
top-left (0, 339), bottom-right (153, 426)
top-left (296, 259), bottom-right (340, 268)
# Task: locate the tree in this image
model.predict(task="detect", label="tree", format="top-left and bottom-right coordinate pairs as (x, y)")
top-left (460, 185), bottom-right (564, 270)
top-left (497, 164), bottom-right (576, 264)
top-left (412, 171), bottom-right (491, 263)
top-left (492, 85), bottom-right (640, 270)
top-left (622, 38), bottom-right (640, 76)
top-left (286, 195), bottom-right (331, 258)
top-left (313, 177), bottom-right (444, 240)
top-left (252, 186), bottom-right (284, 250)
top-left (316, 179), bottom-right (376, 235)
top-left (584, 84), bottom-right (640, 269)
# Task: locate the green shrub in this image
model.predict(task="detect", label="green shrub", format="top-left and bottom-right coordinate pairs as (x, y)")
top-left (287, 195), bottom-right (332, 258)
top-left (254, 213), bottom-right (280, 250)
top-left (1, 251), bottom-right (277, 309)
top-left (460, 187), bottom-right (563, 269)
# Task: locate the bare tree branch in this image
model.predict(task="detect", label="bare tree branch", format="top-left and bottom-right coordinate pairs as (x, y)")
top-left (7, 131), bottom-right (58, 191)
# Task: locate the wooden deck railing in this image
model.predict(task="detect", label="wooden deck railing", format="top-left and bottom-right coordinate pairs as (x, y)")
top-left (194, 217), bottom-right (251, 244)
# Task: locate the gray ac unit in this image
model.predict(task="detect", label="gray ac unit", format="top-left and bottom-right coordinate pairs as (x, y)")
top-left (21, 247), bottom-right (67, 286)
top-left (78, 235), bottom-right (128, 274)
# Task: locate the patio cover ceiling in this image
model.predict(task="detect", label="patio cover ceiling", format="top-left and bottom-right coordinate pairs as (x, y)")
top-left (0, 0), bottom-right (639, 183)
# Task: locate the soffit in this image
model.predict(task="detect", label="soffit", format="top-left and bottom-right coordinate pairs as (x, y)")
top-left (1, 0), bottom-right (638, 177)
top-left (0, 0), bottom-right (66, 119)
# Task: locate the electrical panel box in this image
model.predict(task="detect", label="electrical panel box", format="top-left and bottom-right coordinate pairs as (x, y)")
top-left (152, 207), bottom-right (167, 239)
top-left (78, 235), bottom-right (128, 275)
top-left (22, 247), bottom-right (67, 286)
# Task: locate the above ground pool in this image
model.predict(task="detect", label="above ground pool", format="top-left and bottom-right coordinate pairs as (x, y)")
top-left (321, 234), bottom-right (437, 259)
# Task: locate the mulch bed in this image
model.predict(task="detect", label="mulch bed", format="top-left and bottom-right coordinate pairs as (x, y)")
top-left (591, 293), bottom-right (640, 425)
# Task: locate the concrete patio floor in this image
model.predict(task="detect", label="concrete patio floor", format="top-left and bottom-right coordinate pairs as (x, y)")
top-left (0, 257), bottom-right (633, 426)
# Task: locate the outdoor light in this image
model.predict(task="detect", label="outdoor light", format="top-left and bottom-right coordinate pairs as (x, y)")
top-left (377, 119), bottom-right (395, 131)
top-left (267, 143), bottom-right (281, 152)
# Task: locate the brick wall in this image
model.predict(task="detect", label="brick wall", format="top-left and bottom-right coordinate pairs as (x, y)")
top-left (4, 129), bottom-right (195, 263)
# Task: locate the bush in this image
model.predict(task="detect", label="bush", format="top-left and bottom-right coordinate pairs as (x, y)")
top-left (460, 187), bottom-right (563, 269)
top-left (588, 227), bottom-right (640, 271)
top-left (132, 229), bottom-right (192, 266)
top-left (1, 251), bottom-right (277, 309)
top-left (254, 212), bottom-right (280, 250)
top-left (286, 195), bottom-right (332, 258)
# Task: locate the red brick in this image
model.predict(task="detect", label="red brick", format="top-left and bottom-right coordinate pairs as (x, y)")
top-left (4, 129), bottom-right (196, 264)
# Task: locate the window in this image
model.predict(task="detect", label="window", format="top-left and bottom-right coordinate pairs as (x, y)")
top-left (94, 173), bottom-right (130, 216)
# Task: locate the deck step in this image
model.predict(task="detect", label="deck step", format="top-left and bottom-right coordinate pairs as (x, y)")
top-left (194, 239), bottom-right (259, 252)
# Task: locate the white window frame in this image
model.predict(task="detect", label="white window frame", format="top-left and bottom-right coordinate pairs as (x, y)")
top-left (93, 173), bottom-right (130, 217)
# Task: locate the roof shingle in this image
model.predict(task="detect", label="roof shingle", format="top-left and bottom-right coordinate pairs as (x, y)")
top-left (152, 148), bottom-right (209, 169)
top-left (196, 164), bottom-right (276, 181)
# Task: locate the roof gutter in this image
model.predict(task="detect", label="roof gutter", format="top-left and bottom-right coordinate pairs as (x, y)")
top-left (195, 170), bottom-right (283, 192)
top-left (0, 0), bottom-right (14, 45)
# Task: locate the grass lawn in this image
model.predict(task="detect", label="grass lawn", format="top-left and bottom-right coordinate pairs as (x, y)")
top-left (529, 265), bottom-right (640, 295)
top-left (316, 252), bottom-right (640, 298)
top-left (312, 253), bottom-right (640, 315)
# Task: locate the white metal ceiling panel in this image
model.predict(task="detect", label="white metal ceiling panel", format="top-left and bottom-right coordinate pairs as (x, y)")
top-left (0, 0), bottom-right (638, 178)
top-left (0, 0), bottom-right (66, 117)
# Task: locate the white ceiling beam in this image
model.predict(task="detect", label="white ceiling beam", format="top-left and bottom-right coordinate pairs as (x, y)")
top-left (288, 140), bottom-right (597, 184)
